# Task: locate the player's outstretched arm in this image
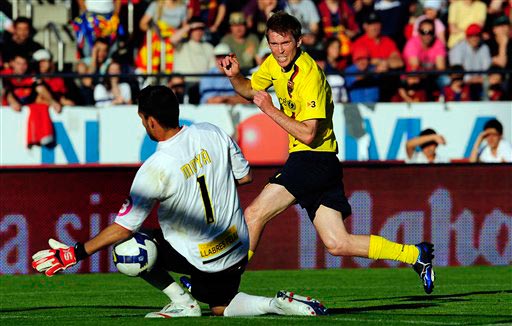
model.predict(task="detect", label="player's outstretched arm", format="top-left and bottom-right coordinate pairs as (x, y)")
top-left (32, 223), bottom-right (132, 277)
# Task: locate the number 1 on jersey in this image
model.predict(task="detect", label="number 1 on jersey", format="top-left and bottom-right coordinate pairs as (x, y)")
top-left (197, 175), bottom-right (215, 224)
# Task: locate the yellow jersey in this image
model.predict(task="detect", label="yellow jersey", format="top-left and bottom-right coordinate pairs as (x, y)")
top-left (251, 50), bottom-right (337, 153)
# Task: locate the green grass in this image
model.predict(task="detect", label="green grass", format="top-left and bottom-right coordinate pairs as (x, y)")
top-left (1, 266), bottom-right (511, 325)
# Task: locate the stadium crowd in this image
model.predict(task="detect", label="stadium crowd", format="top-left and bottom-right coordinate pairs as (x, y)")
top-left (1, 0), bottom-right (511, 108)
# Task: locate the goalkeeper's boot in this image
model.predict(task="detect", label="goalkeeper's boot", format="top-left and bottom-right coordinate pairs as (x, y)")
top-left (145, 301), bottom-right (201, 318)
top-left (413, 242), bottom-right (435, 294)
top-left (273, 290), bottom-right (328, 316)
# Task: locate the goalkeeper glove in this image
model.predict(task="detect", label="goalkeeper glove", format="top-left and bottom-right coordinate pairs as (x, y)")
top-left (31, 239), bottom-right (87, 277)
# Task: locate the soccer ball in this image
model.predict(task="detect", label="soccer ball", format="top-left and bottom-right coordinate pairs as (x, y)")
top-left (112, 232), bottom-right (158, 277)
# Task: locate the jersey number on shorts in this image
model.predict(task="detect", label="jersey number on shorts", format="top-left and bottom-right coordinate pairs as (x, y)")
top-left (197, 175), bottom-right (215, 224)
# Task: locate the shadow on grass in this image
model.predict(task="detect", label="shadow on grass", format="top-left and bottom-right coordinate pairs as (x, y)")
top-left (329, 302), bottom-right (438, 314)
top-left (0, 305), bottom-right (159, 313)
top-left (350, 289), bottom-right (512, 302)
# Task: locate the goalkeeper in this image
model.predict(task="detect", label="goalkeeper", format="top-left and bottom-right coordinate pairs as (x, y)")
top-left (32, 86), bottom-right (327, 318)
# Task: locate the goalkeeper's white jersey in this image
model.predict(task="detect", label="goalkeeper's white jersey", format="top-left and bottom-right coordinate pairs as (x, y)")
top-left (115, 123), bottom-right (250, 272)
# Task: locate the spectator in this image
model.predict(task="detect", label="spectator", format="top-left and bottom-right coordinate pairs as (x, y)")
top-left (487, 66), bottom-right (507, 100)
top-left (173, 17), bottom-right (216, 104)
top-left (187, 0), bottom-right (227, 42)
top-left (403, 19), bottom-right (446, 72)
top-left (351, 12), bottom-right (403, 101)
top-left (139, 0), bottom-right (187, 32)
top-left (2, 17), bottom-right (43, 65)
top-left (344, 47), bottom-right (380, 103)
top-left (405, 128), bottom-right (449, 164)
top-left (392, 74), bottom-right (428, 103)
top-left (167, 73), bottom-right (187, 103)
top-left (199, 43), bottom-right (250, 104)
top-left (447, 0), bottom-right (487, 48)
top-left (449, 24), bottom-right (492, 101)
top-left (374, 0), bottom-right (410, 48)
top-left (411, 0), bottom-right (446, 44)
top-left (74, 0), bottom-right (123, 58)
top-left (318, 0), bottom-right (359, 39)
top-left (94, 61), bottom-right (132, 107)
top-left (442, 65), bottom-right (471, 102)
top-left (324, 37), bottom-right (346, 73)
top-left (284, 0), bottom-right (320, 37)
top-left (402, 18), bottom-right (446, 100)
top-left (3, 54), bottom-right (61, 113)
top-left (486, 15), bottom-right (511, 69)
top-left (352, 0), bottom-right (376, 30)
top-left (33, 49), bottom-right (75, 107)
top-left (220, 12), bottom-right (259, 71)
top-left (80, 38), bottom-right (112, 78)
top-left (244, 0), bottom-right (283, 39)
top-left (215, 0), bottom-right (248, 36)
top-left (470, 118), bottom-right (512, 163)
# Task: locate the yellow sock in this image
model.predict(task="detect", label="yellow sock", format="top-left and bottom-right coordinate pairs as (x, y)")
top-left (248, 250), bottom-right (254, 261)
top-left (368, 235), bottom-right (419, 264)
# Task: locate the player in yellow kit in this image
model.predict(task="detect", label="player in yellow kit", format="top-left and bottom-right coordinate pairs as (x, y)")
top-left (219, 11), bottom-right (435, 294)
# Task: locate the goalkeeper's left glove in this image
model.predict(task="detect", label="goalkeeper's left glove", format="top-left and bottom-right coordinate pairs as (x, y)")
top-left (31, 239), bottom-right (87, 277)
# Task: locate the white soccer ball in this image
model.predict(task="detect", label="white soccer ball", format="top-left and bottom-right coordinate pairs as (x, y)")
top-left (112, 232), bottom-right (158, 277)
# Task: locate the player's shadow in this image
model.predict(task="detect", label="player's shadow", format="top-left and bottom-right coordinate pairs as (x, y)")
top-left (349, 289), bottom-right (512, 303)
top-left (328, 302), bottom-right (438, 314)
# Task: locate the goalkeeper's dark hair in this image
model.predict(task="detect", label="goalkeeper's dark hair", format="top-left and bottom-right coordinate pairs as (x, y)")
top-left (265, 11), bottom-right (302, 42)
top-left (138, 85), bottom-right (180, 129)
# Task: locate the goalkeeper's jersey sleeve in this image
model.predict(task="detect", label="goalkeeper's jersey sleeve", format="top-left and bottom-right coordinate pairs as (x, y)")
top-left (251, 50), bottom-right (337, 153)
top-left (115, 123), bottom-right (250, 273)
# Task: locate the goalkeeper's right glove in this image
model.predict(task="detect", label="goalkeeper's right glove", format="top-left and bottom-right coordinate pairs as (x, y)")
top-left (31, 239), bottom-right (87, 277)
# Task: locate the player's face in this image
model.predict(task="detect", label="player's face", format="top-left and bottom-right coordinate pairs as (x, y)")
top-left (138, 112), bottom-right (157, 141)
top-left (267, 30), bottom-right (301, 69)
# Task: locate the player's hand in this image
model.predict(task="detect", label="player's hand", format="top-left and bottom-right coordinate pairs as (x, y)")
top-left (32, 239), bottom-right (77, 277)
top-left (253, 91), bottom-right (274, 113)
top-left (218, 53), bottom-right (240, 77)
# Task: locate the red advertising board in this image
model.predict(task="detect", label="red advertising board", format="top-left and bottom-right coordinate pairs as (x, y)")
top-left (1, 164), bottom-right (510, 275)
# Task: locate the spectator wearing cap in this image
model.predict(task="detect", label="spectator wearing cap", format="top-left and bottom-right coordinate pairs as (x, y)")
top-left (199, 43), bottom-right (250, 104)
top-left (173, 17), bottom-right (216, 104)
top-left (411, 0), bottom-right (446, 44)
top-left (374, 0), bottom-right (409, 48)
top-left (447, 0), bottom-right (486, 48)
top-left (351, 11), bottom-right (403, 101)
top-left (405, 128), bottom-right (449, 164)
top-left (470, 118), bottom-right (512, 163)
top-left (486, 15), bottom-right (512, 69)
top-left (33, 49), bottom-right (76, 107)
top-left (219, 12), bottom-right (259, 71)
top-left (351, 12), bottom-right (404, 72)
top-left (344, 47), bottom-right (380, 103)
top-left (449, 24), bottom-right (491, 100)
top-left (1, 17), bottom-right (43, 66)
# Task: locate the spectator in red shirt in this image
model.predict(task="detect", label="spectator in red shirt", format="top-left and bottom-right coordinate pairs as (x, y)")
top-left (392, 74), bottom-right (428, 103)
top-left (317, 0), bottom-right (359, 39)
top-left (3, 54), bottom-right (61, 113)
top-left (351, 12), bottom-right (403, 101)
top-left (351, 12), bottom-right (404, 72)
top-left (33, 49), bottom-right (75, 107)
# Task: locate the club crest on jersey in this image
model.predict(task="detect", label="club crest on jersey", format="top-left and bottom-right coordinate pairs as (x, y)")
top-left (278, 97), bottom-right (296, 111)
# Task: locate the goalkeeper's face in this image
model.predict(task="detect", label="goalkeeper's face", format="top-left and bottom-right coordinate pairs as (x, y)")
top-left (138, 112), bottom-right (157, 141)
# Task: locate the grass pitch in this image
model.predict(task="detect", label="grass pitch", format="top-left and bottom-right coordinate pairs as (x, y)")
top-left (1, 266), bottom-right (511, 325)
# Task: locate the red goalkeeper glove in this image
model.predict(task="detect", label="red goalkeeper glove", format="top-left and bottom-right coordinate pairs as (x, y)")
top-left (32, 239), bottom-right (84, 277)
